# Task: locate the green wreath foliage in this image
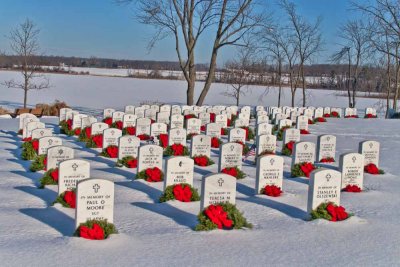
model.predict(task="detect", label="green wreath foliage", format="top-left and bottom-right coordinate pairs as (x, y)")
top-left (195, 202), bottom-right (253, 231)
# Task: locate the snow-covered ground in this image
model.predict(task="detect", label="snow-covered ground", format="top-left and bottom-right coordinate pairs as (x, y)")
top-left (0, 70), bottom-right (399, 266)
top-left (0, 117), bottom-right (399, 266)
top-left (0, 70), bottom-right (388, 117)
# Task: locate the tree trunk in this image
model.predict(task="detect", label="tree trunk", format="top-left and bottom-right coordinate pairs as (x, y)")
top-left (24, 89), bottom-right (28, 108)
top-left (301, 65), bottom-right (306, 107)
top-left (196, 47), bottom-right (218, 106)
top-left (393, 46), bottom-right (399, 111)
top-left (236, 93), bottom-right (240, 106)
top-left (347, 55), bottom-right (352, 108)
top-left (278, 61), bottom-right (282, 107)
top-left (187, 55), bottom-right (195, 105)
top-left (385, 49), bottom-right (391, 119)
top-left (24, 73), bottom-right (28, 108)
top-left (291, 90), bottom-right (295, 107)
top-left (352, 78), bottom-right (357, 108)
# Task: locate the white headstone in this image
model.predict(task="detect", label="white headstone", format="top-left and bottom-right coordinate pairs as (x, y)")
top-left (150, 122), bottom-right (168, 137)
top-left (46, 146), bottom-right (74, 170)
top-left (206, 123), bottom-right (222, 139)
top-left (164, 157), bottom-right (194, 189)
top-left (282, 128), bottom-right (301, 145)
top-left (103, 108), bottom-right (115, 119)
top-left (137, 145), bottom-right (163, 172)
top-left (317, 135), bottom-right (336, 162)
top-left (256, 123), bottom-right (272, 136)
top-left (122, 114), bottom-right (137, 128)
top-left (170, 114), bottom-right (184, 129)
top-left (124, 105), bottom-right (135, 114)
top-left (91, 122), bottom-right (109, 136)
top-left (102, 128), bottom-right (122, 148)
top-left (135, 118), bottom-right (151, 136)
top-left (75, 178), bottom-right (114, 228)
top-left (23, 121), bottom-right (44, 139)
top-left (168, 128), bottom-right (187, 146)
top-left (19, 113), bottom-right (37, 131)
top-left (190, 135), bottom-right (211, 158)
top-left (218, 143), bottom-right (243, 171)
top-left (291, 141), bottom-right (316, 168)
top-left (200, 173), bottom-right (236, 210)
top-left (358, 140), bottom-right (380, 167)
top-left (228, 128), bottom-right (246, 143)
top-left (255, 155), bottom-right (284, 194)
top-left (339, 153), bottom-right (364, 189)
top-left (112, 111), bottom-right (125, 123)
top-left (186, 118), bottom-right (201, 135)
top-left (256, 134), bottom-right (276, 156)
top-left (307, 169), bottom-right (342, 213)
top-left (31, 128), bottom-right (53, 140)
top-left (38, 137), bottom-right (62, 155)
top-left (118, 136), bottom-right (140, 160)
top-left (58, 159), bottom-right (90, 194)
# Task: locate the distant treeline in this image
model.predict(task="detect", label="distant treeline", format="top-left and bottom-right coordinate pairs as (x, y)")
top-left (0, 54), bottom-right (387, 94)
top-left (0, 54), bottom-right (378, 76)
top-left (0, 54), bottom-right (211, 71)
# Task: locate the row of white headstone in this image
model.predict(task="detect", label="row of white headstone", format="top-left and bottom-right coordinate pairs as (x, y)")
top-left (18, 102), bottom-right (381, 231)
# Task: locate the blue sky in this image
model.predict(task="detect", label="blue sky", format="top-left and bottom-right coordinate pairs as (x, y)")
top-left (0, 0), bottom-right (357, 64)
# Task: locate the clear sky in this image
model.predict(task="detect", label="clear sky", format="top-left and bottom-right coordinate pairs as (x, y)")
top-left (0, 0), bottom-right (359, 65)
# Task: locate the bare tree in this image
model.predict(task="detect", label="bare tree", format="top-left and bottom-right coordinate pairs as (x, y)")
top-left (124, 0), bottom-right (264, 105)
top-left (368, 21), bottom-right (398, 117)
top-left (196, 0), bottom-right (265, 105)
top-left (280, 0), bottom-right (323, 107)
top-left (2, 19), bottom-right (50, 108)
top-left (279, 28), bottom-right (300, 107)
top-left (259, 24), bottom-right (285, 107)
top-left (222, 46), bottom-right (254, 105)
top-left (331, 20), bottom-right (370, 108)
top-left (352, 0), bottom-right (400, 111)
top-left (125, 0), bottom-right (217, 105)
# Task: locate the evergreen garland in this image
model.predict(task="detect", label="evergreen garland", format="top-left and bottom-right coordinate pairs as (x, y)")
top-left (39, 168), bottom-right (58, 188)
top-left (159, 183), bottom-right (200, 203)
top-left (30, 155), bottom-right (47, 172)
top-left (195, 203), bottom-right (252, 231)
top-left (74, 219), bottom-right (118, 239)
top-left (21, 140), bottom-right (37, 160)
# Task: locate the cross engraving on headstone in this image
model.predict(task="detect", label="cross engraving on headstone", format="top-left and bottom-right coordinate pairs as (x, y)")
top-left (48, 139), bottom-right (53, 145)
top-left (369, 143), bottom-right (373, 149)
top-left (58, 149), bottom-right (64, 155)
top-left (72, 163), bottom-right (78, 171)
top-left (218, 178), bottom-right (224, 187)
top-left (230, 145), bottom-right (235, 151)
top-left (93, 184), bottom-right (100, 193)
top-left (352, 156), bottom-right (356, 163)
top-left (270, 158), bottom-right (275, 165)
top-left (149, 147), bottom-right (154, 154)
top-left (304, 144), bottom-right (308, 150)
top-left (326, 173), bottom-right (331, 182)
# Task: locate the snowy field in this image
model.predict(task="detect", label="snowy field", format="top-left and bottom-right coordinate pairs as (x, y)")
top-left (1, 119), bottom-right (400, 266)
top-left (0, 70), bottom-right (387, 116)
top-left (0, 70), bottom-right (399, 266)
